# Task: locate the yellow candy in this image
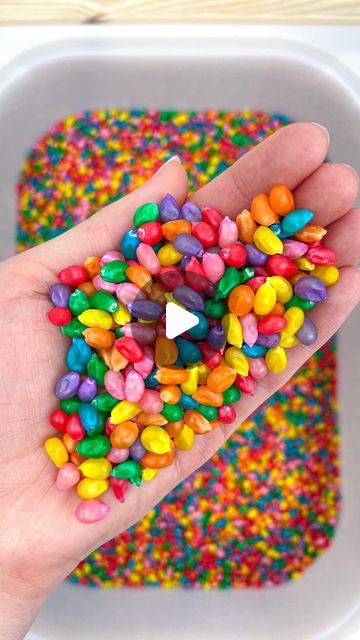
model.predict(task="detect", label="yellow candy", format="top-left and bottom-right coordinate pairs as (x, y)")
top-left (140, 426), bottom-right (171, 454)
top-left (279, 335), bottom-right (299, 348)
top-left (110, 400), bottom-right (141, 424)
top-left (254, 226), bottom-right (283, 255)
top-left (157, 243), bottom-right (183, 266)
top-left (294, 257), bottom-right (315, 271)
top-left (77, 478), bottom-right (109, 499)
top-left (174, 423), bottom-right (195, 451)
top-left (254, 281), bottom-right (277, 315)
top-left (224, 346), bottom-right (249, 376)
top-left (281, 307), bottom-right (304, 338)
top-left (142, 467), bottom-right (159, 482)
top-left (312, 265), bottom-right (340, 286)
top-left (45, 437), bottom-right (69, 468)
top-left (164, 292), bottom-right (185, 309)
top-left (78, 458), bottom-right (112, 479)
top-left (266, 275), bottom-right (293, 303)
top-left (266, 346), bottom-right (287, 374)
top-left (78, 309), bottom-right (113, 330)
top-left (181, 366), bottom-right (199, 395)
top-left (222, 313), bottom-right (243, 347)
top-left (113, 303), bottom-right (131, 326)
top-left (197, 362), bottom-right (211, 385)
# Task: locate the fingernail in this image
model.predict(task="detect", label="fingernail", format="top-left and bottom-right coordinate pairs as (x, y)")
top-left (310, 122), bottom-right (330, 144)
top-left (154, 155), bottom-right (182, 175)
top-left (341, 163), bottom-right (359, 184)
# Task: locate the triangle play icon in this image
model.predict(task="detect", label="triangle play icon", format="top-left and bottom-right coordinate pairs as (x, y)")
top-left (165, 302), bottom-right (199, 340)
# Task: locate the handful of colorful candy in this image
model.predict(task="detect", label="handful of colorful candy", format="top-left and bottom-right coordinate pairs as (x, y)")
top-left (45, 183), bottom-right (339, 524)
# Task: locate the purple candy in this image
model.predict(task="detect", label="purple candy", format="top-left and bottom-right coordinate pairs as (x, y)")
top-left (50, 283), bottom-right (71, 308)
top-left (245, 244), bottom-right (268, 266)
top-left (78, 377), bottom-right (97, 402)
top-left (256, 332), bottom-right (280, 348)
top-left (181, 201), bottom-right (202, 222)
top-left (296, 317), bottom-right (318, 345)
top-left (129, 438), bottom-right (147, 462)
top-left (173, 234), bottom-right (203, 257)
top-left (159, 193), bottom-right (181, 222)
top-left (173, 285), bottom-right (205, 311)
top-left (128, 300), bottom-right (164, 321)
top-left (294, 276), bottom-right (327, 302)
top-left (180, 256), bottom-right (191, 269)
top-left (207, 325), bottom-right (226, 350)
top-left (55, 372), bottom-right (80, 399)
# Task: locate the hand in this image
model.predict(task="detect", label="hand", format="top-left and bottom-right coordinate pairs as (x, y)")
top-left (0, 123), bottom-right (359, 640)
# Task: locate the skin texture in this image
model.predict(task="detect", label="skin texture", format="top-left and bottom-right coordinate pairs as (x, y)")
top-left (0, 123), bottom-right (359, 639)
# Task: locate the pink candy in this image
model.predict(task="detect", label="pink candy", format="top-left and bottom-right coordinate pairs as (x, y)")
top-left (240, 313), bottom-right (258, 348)
top-left (104, 370), bottom-right (125, 400)
top-left (134, 345), bottom-right (154, 379)
top-left (100, 250), bottom-right (125, 265)
top-left (116, 282), bottom-right (146, 305)
top-left (107, 446), bottom-right (130, 464)
top-left (124, 370), bottom-right (145, 403)
top-left (218, 216), bottom-right (238, 248)
top-left (282, 239), bottom-right (308, 260)
top-left (56, 462), bottom-right (80, 491)
top-left (202, 252), bottom-right (225, 283)
top-left (249, 357), bottom-right (267, 380)
top-left (136, 243), bottom-right (161, 274)
top-left (140, 389), bottom-right (163, 414)
top-left (75, 499), bottom-right (110, 524)
top-left (93, 274), bottom-right (118, 294)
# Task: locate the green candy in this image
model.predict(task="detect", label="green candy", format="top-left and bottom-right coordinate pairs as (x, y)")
top-left (76, 435), bottom-right (110, 459)
top-left (93, 392), bottom-right (119, 412)
top-left (59, 397), bottom-right (80, 414)
top-left (284, 294), bottom-right (316, 311)
top-left (238, 266), bottom-right (256, 283)
top-left (91, 291), bottom-right (118, 313)
top-left (204, 298), bottom-right (228, 319)
top-left (222, 385), bottom-right (241, 404)
top-left (61, 318), bottom-right (87, 338)
top-left (161, 403), bottom-right (184, 422)
top-left (100, 260), bottom-right (129, 283)
top-left (68, 289), bottom-right (91, 315)
top-left (197, 405), bottom-right (218, 421)
top-left (133, 202), bottom-right (159, 228)
top-left (110, 460), bottom-right (142, 486)
top-left (215, 267), bottom-right (243, 299)
top-left (87, 353), bottom-right (108, 386)
top-left (115, 328), bottom-right (125, 339)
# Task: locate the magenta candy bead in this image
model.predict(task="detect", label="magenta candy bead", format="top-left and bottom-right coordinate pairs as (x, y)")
top-left (218, 216), bottom-right (238, 248)
top-left (75, 499), bottom-right (110, 524)
top-left (240, 313), bottom-right (259, 348)
top-left (107, 446), bottom-right (130, 464)
top-left (249, 357), bottom-right (268, 380)
top-left (93, 274), bottom-right (118, 294)
top-left (136, 243), bottom-right (161, 274)
top-left (124, 370), bottom-right (145, 403)
top-left (100, 250), bottom-right (125, 265)
top-left (202, 252), bottom-right (225, 283)
top-left (123, 363), bottom-right (134, 377)
top-left (56, 463), bottom-right (80, 491)
top-left (122, 323), bottom-right (156, 345)
top-left (104, 370), bottom-right (125, 401)
top-left (116, 282), bottom-right (146, 305)
top-left (134, 345), bottom-right (154, 379)
top-left (219, 404), bottom-right (236, 424)
top-left (140, 389), bottom-right (163, 414)
top-left (282, 239), bottom-right (308, 260)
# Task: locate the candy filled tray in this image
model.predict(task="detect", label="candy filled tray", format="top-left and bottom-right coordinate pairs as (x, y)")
top-left (0, 24), bottom-right (359, 640)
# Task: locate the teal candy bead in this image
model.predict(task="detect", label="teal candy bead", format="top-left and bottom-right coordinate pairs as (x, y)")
top-left (173, 357), bottom-right (185, 367)
top-left (153, 241), bottom-right (163, 253)
top-left (91, 291), bottom-right (118, 313)
top-left (222, 385), bottom-right (241, 404)
top-left (215, 267), bottom-right (243, 299)
top-left (176, 337), bottom-right (202, 363)
top-left (281, 209), bottom-right (314, 237)
top-left (204, 298), bottom-right (228, 318)
top-left (133, 203), bottom-right (159, 228)
top-left (100, 260), bottom-right (129, 283)
top-left (68, 289), bottom-right (91, 315)
top-left (79, 402), bottom-right (98, 432)
top-left (161, 403), bottom-right (184, 422)
top-left (197, 404), bottom-right (218, 421)
top-left (284, 294), bottom-right (316, 311)
top-left (242, 343), bottom-right (268, 358)
top-left (179, 393), bottom-right (199, 410)
top-left (93, 392), bottom-right (119, 412)
top-left (60, 397), bottom-right (80, 414)
top-left (120, 229), bottom-right (141, 260)
top-left (187, 311), bottom-right (209, 340)
top-left (87, 353), bottom-right (108, 386)
top-left (66, 341), bottom-right (89, 373)
top-left (61, 318), bottom-right (87, 337)
top-left (76, 434), bottom-right (110, 458)
top-left (144, 368), bottom-right (159, 389)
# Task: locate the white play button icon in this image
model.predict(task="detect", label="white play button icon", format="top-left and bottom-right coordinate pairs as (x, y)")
top-left (165, 302), bottom-right (199, 340)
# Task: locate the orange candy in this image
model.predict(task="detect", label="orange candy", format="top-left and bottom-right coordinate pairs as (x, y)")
top-left (77, 281), bottom-right (97, 297)
top-left (165, 420), bottom-right (185, 438)
top-left (62, 433), bottom-right (77, 454)
top-left (83, 256), bottom-right (101, 279)
top-left (250, 193), bottom-right (279, 226)
top-left (110, 421), bottom-right (139, 448)
top-left (269, 183), bottom-right (295, 215)
top-left (140, 440), bottom-right (175, 469)
top-left (272, 301), bottom-right (286, 316)
top-left (126, 265), bottom-right (152, 292)
top-left (184, 409), bottom-right (212, 434)
top-left (70, 452), bottom-right (87, 467)
top-left (192, 386), bottom-right (223, 407)
top-left (236, 209), bottom-right (257, 243)
top-left (288, 271), bottom-right (307, 287)
top-left (228, 284), bottom-right (255, 316)
top-left (97, 345), bottom-right (128, 371)
top-left (148, 282), bottom-right (167, 305)
top-left (83, 327), bottom-right (115, 349)
top-left (155, 366), bottom-right (189, 385)
top-left (137, 412), bottom-right (168, 427)
top-left (162, 220), bottom-right (192, 241)
top-left (155, 336), bottom-right (178, 366)
top-left (295, 224), bottom-right (327, 243)
top-left (159, 384), bottom-right (182, 404)
top-left (206, 365), bottom-right (237, 393)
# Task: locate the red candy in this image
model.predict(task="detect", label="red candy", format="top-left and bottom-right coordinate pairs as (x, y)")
top-left (185, 258), bottom-right (209, 292)
top-left (307, 245), bottom-right (336, 265)
top-left (115, 336), bottom-right (144, 363)
top-left (57, 265), bottom-right (88, 286)
top-left (266, 255), bottom-right (298, 278)
top-left (158, 266), bottom-right (186, 290)
top-left (235, 374), bottom-right (255, 395)
top-left (137, 222), bottom-right (163, 244)
top-left (258, 315), bottom-right (287, 335)
top-left (50, 408), bottom-right (68, 432)
top-left (110, 477), bottom-right (129, 502)
top-left (66, 413), bottom-right (86, 442)
top-left (47, 307), bottom-right (72, 326)
top-left (246, 276), bottom-right (266, 292)
top-left (192, 222), bottom-right (218, 249)
top-left (220, 244), bottom-right (247, 268)
top-left (218, 405), bottom-right (236, 424)
top-left (201, 206), bottom-right (223, 228)
top-left (198, 342), bottom-right (222, 368)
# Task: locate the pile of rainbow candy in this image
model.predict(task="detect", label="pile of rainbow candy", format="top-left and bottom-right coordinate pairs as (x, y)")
top-left (45, 182), bottom-right (339, 524)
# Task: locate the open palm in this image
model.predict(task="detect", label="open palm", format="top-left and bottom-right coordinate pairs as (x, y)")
top-left (0, 123), bottom-right (359, 640)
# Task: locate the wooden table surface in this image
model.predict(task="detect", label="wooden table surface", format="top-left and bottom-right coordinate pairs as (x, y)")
top-left (0, 0), bottom-right (359, 24)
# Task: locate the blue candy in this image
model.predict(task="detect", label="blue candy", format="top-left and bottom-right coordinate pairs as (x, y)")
top-left (179, 392), bottom-right (199, 410)
top-left (120, 228), bottom-right (141, 260)
top-left (79, 402), bottom-right (99, 432)
top-left (281, 209), bottom-right (314, 237)
top-left (176, 337), bottom-right (202, 363)
top-left (186, 311), bottom-right (209, 340)
top-left (242, 343), bottom-right (268, 358)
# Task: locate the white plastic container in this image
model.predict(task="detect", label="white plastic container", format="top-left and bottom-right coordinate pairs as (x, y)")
top-left (0, 25), bottom-right (359, 640)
